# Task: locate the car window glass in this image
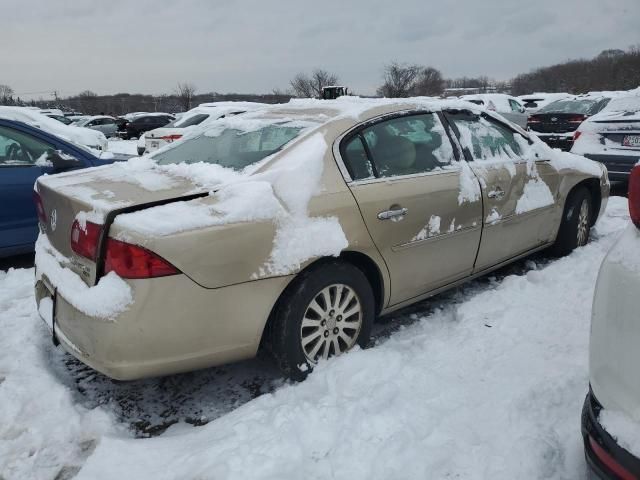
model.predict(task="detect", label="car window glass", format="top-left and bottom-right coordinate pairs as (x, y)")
top-left (359, 113), bottom-right (454, 178)
top-left (154, 124), bottom-right (304, 170)
top-left (509, 99), bottom-right (522, 112)
top-left (0, 125), bottom-right (53, 166)
top-left (449, 114), bottom-right (523, 161)
top-left (342, 135), bottom-right (374, 180)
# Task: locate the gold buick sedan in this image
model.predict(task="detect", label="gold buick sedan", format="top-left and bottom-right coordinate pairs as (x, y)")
top-left (34, 98), bottom-right (609, 380)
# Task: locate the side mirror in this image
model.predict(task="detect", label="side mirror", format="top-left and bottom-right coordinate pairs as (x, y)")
top-left (46, 149), bottom-right (80, 172)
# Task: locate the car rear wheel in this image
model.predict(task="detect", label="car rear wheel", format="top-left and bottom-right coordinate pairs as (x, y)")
top-left (550, 186), bottom-right (592, 256)
top-left (269, 261), bottom-right (374, 380)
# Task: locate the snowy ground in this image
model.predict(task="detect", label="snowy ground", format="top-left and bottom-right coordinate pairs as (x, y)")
top-left (0, 197), bottom-right (630, 480)
top-left (106, 139), bottom-right (138, 156)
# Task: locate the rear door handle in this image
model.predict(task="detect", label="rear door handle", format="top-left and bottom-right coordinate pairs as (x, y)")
top-left (487, 187), bottom-right (505, 199)
top-left (377, 207), bottom-right (408, 220)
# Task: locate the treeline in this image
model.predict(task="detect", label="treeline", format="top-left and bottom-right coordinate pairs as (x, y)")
top-left (511, 46), bottom-right (640, 95)
top-left (54, 91), bottom-right (292, 116)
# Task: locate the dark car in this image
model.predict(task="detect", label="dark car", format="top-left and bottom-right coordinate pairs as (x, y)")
top-left (117, 114), bottom-right (174, 140)
top-left (572, 95), bottom-right (640, 184)
top-left (0, 118), bottom-right (127, 257)
top-left (527, 96), bottom-right (611, 151)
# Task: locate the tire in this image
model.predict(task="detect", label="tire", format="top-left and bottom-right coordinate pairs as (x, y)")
top-left (269, 261), bottom-right (375, 381)
top-left (550, 186), bottom-right (592, 257)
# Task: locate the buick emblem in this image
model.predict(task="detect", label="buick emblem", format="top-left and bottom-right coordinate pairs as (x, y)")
top-left (50, 209), bottom-right (57, 232)
top-left (551, 117), bottom-right (558, 122)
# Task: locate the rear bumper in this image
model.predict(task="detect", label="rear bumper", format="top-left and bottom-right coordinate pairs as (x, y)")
top-left (582, 390), bottom-right (640, 479)
top-left (35, 272), bottom-right (291, 380)
top-left (585, 153), bottom-right (640, 181)
top-left (535, 133), bottom-right (574, 151)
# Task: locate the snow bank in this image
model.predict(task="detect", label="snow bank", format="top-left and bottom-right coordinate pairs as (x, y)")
top-left (0, 268), bottom-right (117, 480)
top-left (35, 235), bottom-right (132, 320)
top-left (69, 198), bottom-right (628, 480)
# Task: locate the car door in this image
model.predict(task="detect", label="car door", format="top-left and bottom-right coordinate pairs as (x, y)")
top-left (340, 112), bottom-right (483, 305)
top-left (102, 118), bottom-right (117, 137)
top-left (445, 111), bottom-right (560, 271)
top-left (0, 125), bottom-right (57, 253)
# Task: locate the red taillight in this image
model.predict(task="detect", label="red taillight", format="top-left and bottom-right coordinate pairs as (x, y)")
top-left (589, 436), bottom-right (635, 480)
top-left (527, 116), bottom-right (541, 124)
top-left (104, 238), bottom-right (179, 279)
top-left (574, 130), bottom-right (582, 141)
top-left (568, 114), bottom-right (587, 123)
top-left (70, 220), bottom-right (102, 260)
top-left (628, 166), bottom-right (640, 229)
top-left (33, 191), bottom-right (47, 224)
top-left (159, 134), bottom-right (182, 142)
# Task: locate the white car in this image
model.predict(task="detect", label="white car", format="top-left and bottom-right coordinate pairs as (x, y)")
top-left (518, 93), bottom-right (571, 113)
top-left (142, 102), bottom-right (266, 154)
top-left (572, 94), bottom-right (640, 184)
top-left (0, 106), bottom-right (108, 151)
top-left (583, 164), bottom-right (640, 478)
top-left (460, 93), bottom-right (528, 128)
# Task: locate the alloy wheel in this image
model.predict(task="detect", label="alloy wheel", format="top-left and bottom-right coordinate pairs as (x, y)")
top-left (577, 199), bottom-right (590, 246)
top-left (300, 284), bottom-right (362, 363)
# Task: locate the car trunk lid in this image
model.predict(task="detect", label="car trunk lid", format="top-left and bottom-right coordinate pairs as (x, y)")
top-left (528, 112), bottom-right (588, 134)
top-left (35, 163), bottom-right (207, 286)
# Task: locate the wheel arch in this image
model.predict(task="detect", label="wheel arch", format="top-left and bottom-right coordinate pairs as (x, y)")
top-left (258, 250), bottom-right (386, 351)
top-left (572, 177), bottom-right (602, 226)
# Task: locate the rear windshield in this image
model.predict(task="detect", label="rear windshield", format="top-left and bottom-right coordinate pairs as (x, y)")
top-left (153, 123), bottom-right (304, 170)
top-left (166, 113), bottom-right (210, 128)
top-left (538, 99), bottom-right (601, 115)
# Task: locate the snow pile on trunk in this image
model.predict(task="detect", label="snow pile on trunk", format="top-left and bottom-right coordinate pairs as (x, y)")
top-left (35, 235), bottom-right (133, 320)
top-left (114, 181), bottom-right (284, 237)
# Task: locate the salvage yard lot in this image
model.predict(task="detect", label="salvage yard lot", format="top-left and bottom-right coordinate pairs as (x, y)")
top-left (0, 196), bottom-right (629, 480)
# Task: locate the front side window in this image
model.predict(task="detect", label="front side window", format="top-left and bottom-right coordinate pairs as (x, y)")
top-left (0, 126), bottom-right (53, 166)
top-left (153, 123), bottom-right (304, 171)
top-left (342, 113), bottom-right (455, 180)
top-left (448, 113), bottom-right (523, 161)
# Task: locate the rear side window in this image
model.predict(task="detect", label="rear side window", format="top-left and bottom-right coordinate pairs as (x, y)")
top-left (341, 113), bottom-right (455, 180)
top-left (447, 113), bottom-right (523, 161)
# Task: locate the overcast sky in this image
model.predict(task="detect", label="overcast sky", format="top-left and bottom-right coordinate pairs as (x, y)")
top-left (1, 0), bottom-right (638, 99)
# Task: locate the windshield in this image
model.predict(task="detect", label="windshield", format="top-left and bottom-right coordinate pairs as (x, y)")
top-left (539, 99), bottom-right (600, 114)
top-left (153, 123), bottom-right (305, 170)
top-left (603, 96), bottom-right (640, 113)
top-left (165, 113), bottom-right (210, 128)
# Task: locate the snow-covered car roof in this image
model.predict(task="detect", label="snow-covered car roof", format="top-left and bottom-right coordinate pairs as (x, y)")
top-left (0, 106), bottom-right (107, 150)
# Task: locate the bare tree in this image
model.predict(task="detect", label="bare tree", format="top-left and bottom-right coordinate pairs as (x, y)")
top-left (175, 82), bottom-right (197, 111)
top-left (78, 90), bottom-right (99, 113)
top-left (377, 62), bottom-right (422, 98)
top-left (412, 67), bottom-right (445, 96)
top-left (289, 69), bottom-right (339, 98)
top-left (0, 84), bottom-right (14, 104)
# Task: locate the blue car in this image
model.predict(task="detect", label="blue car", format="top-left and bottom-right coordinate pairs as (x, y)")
top-left (0, 118), bottom-right (125, 257)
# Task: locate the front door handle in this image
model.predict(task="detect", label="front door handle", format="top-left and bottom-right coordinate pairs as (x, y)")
top-left (487, 187), bottom-right (505, 199)
top-left (377, 207), bottom-right (408, 221)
